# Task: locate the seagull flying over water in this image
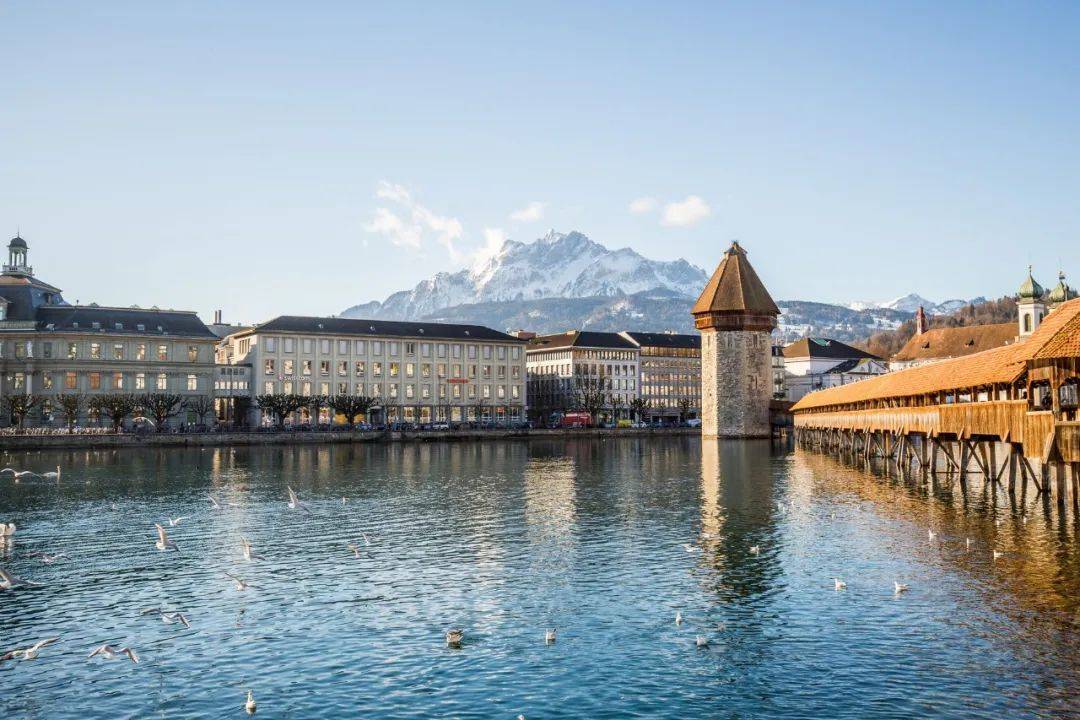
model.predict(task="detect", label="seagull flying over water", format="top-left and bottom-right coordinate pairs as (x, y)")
top-left (240, 536), bottom-right (261, 561)
top-left (0, 567), bottom-right (41, 590)
top-left (167, 516), bottom-right (187, 527)
top-left (208, 494), bottom-right (222, 510)
top-left (346, 542), bottom-right (363, 559)
top-left (225, 572), bottom-right (255, 591)
top-left (1, 637), bottom-right (58, 663)
top-left (140, 607), bottom-right (191, 628)
top-left (30, 552), bottom-right (66, 565)
top-left (286, 486), bottom-right (311, 513)
top-left (88, 644), bottom-right (140, 664)
top-left (154, 524), bottom-right (178, 552)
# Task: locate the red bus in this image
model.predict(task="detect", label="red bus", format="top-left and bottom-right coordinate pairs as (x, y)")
top-left (560, 412), bottom-right (592, 429)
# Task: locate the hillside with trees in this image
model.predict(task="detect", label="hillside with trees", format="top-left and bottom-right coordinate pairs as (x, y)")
top-left (859, 296), bottom-right (1017, 359)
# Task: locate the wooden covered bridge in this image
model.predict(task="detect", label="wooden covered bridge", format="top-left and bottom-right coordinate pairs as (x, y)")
top-left (791, 298), bottom-right (1080, 503)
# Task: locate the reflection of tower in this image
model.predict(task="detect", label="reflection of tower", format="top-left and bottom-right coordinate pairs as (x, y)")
top-left (692, 242), bottom-right (779, 438)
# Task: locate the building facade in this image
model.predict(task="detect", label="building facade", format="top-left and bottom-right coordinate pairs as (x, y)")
top-left (218, 316), bottom-right (528, 425)
top-left (692, 241), bottom-right (779, 438)
top-left (525, 331), bottom-right (639, 422)
top-left (782, 338), bottom-right (886, 402)
top-left (0, 236), bottom-right (218, 428)
top-left (618, 331), bottom-right (701, 422)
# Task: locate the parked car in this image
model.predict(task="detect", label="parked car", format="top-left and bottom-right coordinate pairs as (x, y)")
top-left (431, 421), bottom-right (450, 431)
top-left (686, 418), bottom-right (702, 428)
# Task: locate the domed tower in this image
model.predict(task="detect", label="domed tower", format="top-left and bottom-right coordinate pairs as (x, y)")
top-left (3, 234), bottom-right (32, 277)
top-left (1046, 270), bottom-right (1078, 310)
top-left (1017, 266), bottom-right (1045, 338)
top-left (691, 241), bottom-right (779, 438)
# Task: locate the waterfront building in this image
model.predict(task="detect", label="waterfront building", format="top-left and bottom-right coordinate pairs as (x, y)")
top-left (618, 331), bottom-right (701, 422)
top-left (218, 316), bottom-right (528, 425)
top-left (0, 235), bottom-right (218, 428)
top-left (525, 330), bottom-right (639, 422)
top-left (691, 241), bottom-right (779, 438)
top-left (782, 338), bottom-right (886, 402)
top-left (771, 344), bottom-right (786, 399)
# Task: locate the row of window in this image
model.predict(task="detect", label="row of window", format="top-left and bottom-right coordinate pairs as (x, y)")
top-left (4, 340), bottom-right (204, 362)
top-left (259, 336), bottom-right (522, 362)
top-left (264, 359), bottom-right (522, 381)
top-left (262, 380), bottom-right (521, 400)
top-left (10, 371), bottom-right (202, 392)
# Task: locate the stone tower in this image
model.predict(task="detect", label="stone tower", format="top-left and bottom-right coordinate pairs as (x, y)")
top-left (691, 241), bottom-right (779, 438)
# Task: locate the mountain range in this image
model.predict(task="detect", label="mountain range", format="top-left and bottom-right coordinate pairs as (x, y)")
top-left (341, 231), bottom-right (981, 344)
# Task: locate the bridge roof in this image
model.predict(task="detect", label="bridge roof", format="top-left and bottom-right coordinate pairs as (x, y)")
top-left (792, 298), bottom-right (1080, 412)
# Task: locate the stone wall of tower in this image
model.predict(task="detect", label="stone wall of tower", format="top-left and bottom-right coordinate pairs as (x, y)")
top-left (700, 328), bottom-right (772, 438)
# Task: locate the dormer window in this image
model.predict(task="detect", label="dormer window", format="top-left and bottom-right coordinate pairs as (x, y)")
top-left (136, 323), bottom-right (145, 332)
top-left (91, 321), bottom-right (101, 330)
top-left (115, 322), bottom-right (123, 330)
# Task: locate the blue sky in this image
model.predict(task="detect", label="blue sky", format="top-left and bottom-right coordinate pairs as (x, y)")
top-left (1, 1), bottom-right (1078, 323)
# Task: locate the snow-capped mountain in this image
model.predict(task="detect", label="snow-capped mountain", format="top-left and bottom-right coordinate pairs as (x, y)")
top-left (341, 231), bottom-right (709, 320)
top-left (847, 293), bottom-right (984, 315)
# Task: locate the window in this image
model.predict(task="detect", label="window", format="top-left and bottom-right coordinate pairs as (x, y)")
top-left (421, 385), bottom-right (430, 399)
top-left (497, 346), bottom-right (506, 360)
top-left (421, 363), bottom-right (431, 379)
top-left (437, 343), bottom-right (447, 358)
top-left (302, 381), bottom-right (312, 395)
top-left (338, 340), bottom-right (349, 354)
top-left (284, 380), bottom-right (294, 394)
top-left (389, 342), bottom-right (399, 356)
top-left (373, 362), bottom-right (383, 377)
top-left (355, 382), bottom-right (365, 395)
top-left (405, 342), bottom-right (416, 356)
top-left (371, 384), bottom-right (381, 397)
top-left (283, 338), bottom-right (295, 353)
top-left (135, 373), bottom-right (146, 390)
top-left (12, 372), bottom-right (24, 389)
top-left (355, 340), bottom-right (366, 354)
top-left (320, 382), bottom-right (329, 395)
top-left (483, 345), bottom-right (492, 360)
top-left (337, 382), bottom-right (348, 394)
top-left (136, 343), bottom-right (147, 360)
top-left (65, 371), bottom-right (77, 389)
top-left (497, 385), bottom-right (505, 399)
top-left (264, 337), bottom-right (277, 352)
top-left (43, 342), bottom-right (53, 359)
top-left (452, 345), bottom-right (461, 359)
top-left (389, 383), bottom-right (399, 398)
top-left (405, 384), bottom-right (415, 399)
top-left (302, 360), bottom-right (312, 376)
top-left (283, 359), bottom-right (294, 375)
top-left (421, 343), bottom-right (431, 357)
top-left (112, 343), bottom-right (124, 360)
top-left (511, 347), bottom-right (521, 360)
top-left (302, 339), bottom-right (313, 354)
top-left (184, 374), bottom-right (197, 391)
top-left (319, 360), bottom-right (330, 376)
top-left (90, 343), bottom-right (102, 359)
top-left (157, 373), bottom-right (168, 390)
top-left (389, 362), bottom-right (399, 378)
top-left (157, 344), bottom-right (168, 361)
top-left (452, 384), bottom-right (461, 399)
top-left (264, 381), bottom-right (274, 394)
top-left (482, 365), bottom-right (491, 379)
top-left (113, 372), bottom-right (123, 389)
top-left (265, 359), bottom-right (276, 375)
top-left (42, 373), bottom-right (53, 389)
top-left (89, 372), bottom-right (101, 390)
top-left (355, 361), bottom-right (365, 376)
top-left (483, 385), bottom-right (491, 399)
top-left (512, 385), bottom-right (520, 399)
top-left (188, 345), bottom-right (199, 362)
top-left (14, 343), bottom-right (25, 359)
top-left (497, 366), bottom-right (506, 379)
top-left (468, 345), bottom-right (477, 359)
top-left (337, 360), bottom-right (348, 376)
top-left (406, 363), bottom-right (415, 378)
top-left (372, 341), bottom-right (383, 356)
top-left (68, 342), bottom-right (78, 359)
top-left (320, 339), bottom-right (331, 354)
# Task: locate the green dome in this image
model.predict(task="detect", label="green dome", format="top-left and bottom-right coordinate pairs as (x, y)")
top-left (1047, 271), bottom-right (1078, 304)
top-left (1017, 267), bottom-right (1045, 301)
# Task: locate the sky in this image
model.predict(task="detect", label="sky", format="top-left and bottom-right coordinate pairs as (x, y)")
top-left (1, 1), bottom-right (1078, 324)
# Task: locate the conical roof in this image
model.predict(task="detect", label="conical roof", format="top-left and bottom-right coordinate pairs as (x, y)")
top-left (1017, 266), bottom-right (1045, 301)
top-left (692, 241), bottom-right (780, 317)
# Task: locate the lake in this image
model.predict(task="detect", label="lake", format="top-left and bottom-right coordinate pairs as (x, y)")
top-left (1, 438), bottom-right (1079, 719)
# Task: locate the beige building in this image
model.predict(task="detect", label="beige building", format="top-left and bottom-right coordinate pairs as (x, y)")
top-left (0, 235), bottom-right (218, 428)
top-left (619, 331), bottom-right (701, 422)
top-left (219, 316), bottom-right (528, 425)
top-left (525, 330), bottom-right (640, 422)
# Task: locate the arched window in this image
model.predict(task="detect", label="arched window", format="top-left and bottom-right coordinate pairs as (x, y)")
top-left (1023, 314), bottom-right (1032, 333)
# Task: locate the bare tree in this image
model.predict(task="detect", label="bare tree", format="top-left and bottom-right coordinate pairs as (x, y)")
top-left (56, 393), bottom-right (84, 433)
top-left (90, 393), bottom-right (140, 432)
top-left (184, 395), bottom-right (215, 428)
top-left (327, 394), bottom-right (375, 429)
top-left (307, 394), bottom-right (329, 429)
top-left (574, 376), bottom-right (609, 425)
top-left (3, 394), bottom-right (41, 430)
top-left (139, 393), bottom-right (184, 432)
top-left (629, 397), bottom-right (650, 423)
top-left (677, 398), bottom-right (693, 423)
top-left (255, 394), bottom-right (306, 429)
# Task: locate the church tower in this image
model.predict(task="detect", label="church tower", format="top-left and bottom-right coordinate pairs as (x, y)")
top-left (691, 241), bottom-right (779, 438)
top-left (1016, 266), bottom-right (1045, 338)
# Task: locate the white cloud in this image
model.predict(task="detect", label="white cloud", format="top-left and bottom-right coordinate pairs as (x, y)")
top-left (365, 181), bottom-right (464, 261)
top-left (661, 195), bottom-right (711, 227)
top-left (509, 201), bottom-right (546, 223)
top-left (628, 196), bottom-right (657, 214)
top-left (472, 227), bottom-right (507, 271)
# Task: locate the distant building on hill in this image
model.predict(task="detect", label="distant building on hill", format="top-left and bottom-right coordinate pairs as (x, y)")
top-left (782, 338), bottom-right (886, 402)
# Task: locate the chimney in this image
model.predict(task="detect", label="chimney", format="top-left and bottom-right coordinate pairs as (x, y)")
top-left (214, 309), bottom-right (222, 324)
top-left (508, 329), bottom-right (536, 340)
top-left (915, 306), bottom-right (928, 335)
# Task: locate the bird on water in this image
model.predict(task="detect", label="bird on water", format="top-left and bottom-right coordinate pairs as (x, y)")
top-left (154, 524), bottom-right (178, 552)
top-left (245, 690), bottom-right (257, 715)
top-left (445, 629), bottom-right (464, 646)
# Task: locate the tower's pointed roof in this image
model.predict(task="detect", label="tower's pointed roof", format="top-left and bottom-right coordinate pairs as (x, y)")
top-left (692, 241), bottom-right (779, 317)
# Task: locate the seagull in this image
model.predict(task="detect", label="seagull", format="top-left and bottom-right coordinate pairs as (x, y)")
top-left (0, 522), bottom-right (16, 538)
top-left (0, 637), bottom-right (58, 663)
top-left (361, 531), bottom-right (371, 546)
top-left (0, 567), bottom-right (41, 590)
top-left (88, 644), bottom-right (140, 664)
top-left (30, 552), bottom-right (66, 564)
top-left (716, 621), bottom-right (727, 632)
top-left (239, 536), bottom-right (261, 561)
top-left (167, 516), bottom-right (187, 527)
top-left (545, 628), bottom-right (556, 644)
top-left (245, 690), bottom-right (257, 715)
top-left (286, 486), bottom-right (311, 513)
top-left (675, 611), bottom-right (683, 626)
top-left (346, 542), bottom-right (363, 559)
top-left (225, 572), bottom-right (255, 591)
top-left (834, 578), bottom-right (847, 591)
top-left (749, 545), bottom-right (760, 555)
top-left (208, 494), bottom-right (222, 510)
top-left (342, 497), bottom-right (347, 504)
top-left (140, 607), bottom-right (191, 628)
top-left (445, 629), bottom-right (464, 646)
top-left (154, 524), bottom-right (178, 552)
top-left (894, 582), bottom-right (909, 594)
top-left (695, 635), bottom-right (709, 648)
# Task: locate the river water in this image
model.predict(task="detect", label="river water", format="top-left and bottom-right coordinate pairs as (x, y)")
top-left (1, 438), bottom-right (1078, 719)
